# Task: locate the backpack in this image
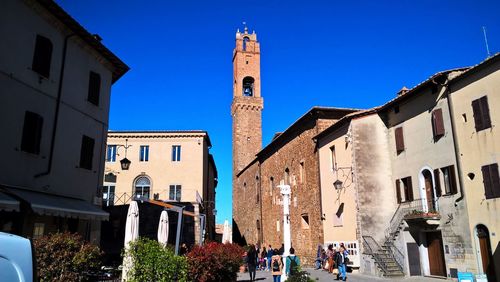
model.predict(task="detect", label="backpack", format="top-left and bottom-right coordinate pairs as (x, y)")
top-left (272, 259), bottom-right (280, 271)
top-left (289, 256), bottom-right (299, 275)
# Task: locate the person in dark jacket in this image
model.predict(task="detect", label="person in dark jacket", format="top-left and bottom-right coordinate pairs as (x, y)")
top-left (335, 246), bottom-right (347, 281)
top-left (247, 245), bottom-right (257, 281)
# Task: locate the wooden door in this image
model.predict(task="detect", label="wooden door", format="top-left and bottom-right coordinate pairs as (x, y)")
top-left (424, 170), bottom-right (435, 211)
top-left (479, 236), bottom-right (490, 273)
top-left (407, 243), bottom-right (421, 276)
top-left (427, 232), bottom-right (446, 277)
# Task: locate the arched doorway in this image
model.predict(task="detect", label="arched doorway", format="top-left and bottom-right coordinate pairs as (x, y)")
top-left (422, 170), bottom-right (436, 211)
top-left (476, 224), bottom-right (496, 280)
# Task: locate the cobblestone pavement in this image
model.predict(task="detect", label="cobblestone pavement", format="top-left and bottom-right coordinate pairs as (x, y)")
top-left (237, 268), bottom-right (445, 281)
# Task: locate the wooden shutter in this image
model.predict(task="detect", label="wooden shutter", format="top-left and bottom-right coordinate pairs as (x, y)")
top-left (482, 165), bottom-right (493, 199)
top-left (449, 165), bottom-right (458, 195)
top-left (79, 135), bottom-right (95, 170)
top-left (21, 111), bottom-right (43, 154)
top-left (395, 127), bottom-right (405, 153)
top-left (490, 164), bottom-right (500, 198)
top-left (395, 179), bottom-right (402, 204)
top-left (480, 96), bottom-right (491, 130)
top-left (472, 99), bottom-right (483, 131)
top-left (32, 35), bottom-right (53, 78)
top-left (87, 71), bottom-right (101, 106)
top-left (407, 177), bottom-right (414, 201)
top-left (432, 109), bottom-right (445, 137)
top-left (434, 169), bottom-right (442, 197)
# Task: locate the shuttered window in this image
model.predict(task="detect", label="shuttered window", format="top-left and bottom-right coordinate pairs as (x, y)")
top-left (395, 127), bottom-right (405, 153)
top-left (79, 135), bottom-right (94, 170)
top-left (87, 71), bottom-right (101, 106)
top-left (442, 165), bottom-right (458, 195)
top-left (434, 169), bottom-right (442, 197)
top-left (32, 35), bottom-right (53, 78)
top-left (403, 177), bottom-right (414, 201)
top-left (21, 111), bottom-right (43, 154)
top-left (432, 108), bottom-right (445, 138)
top-left (481, 163), bottom-right (500, 199)
top-left (472, 96), bottom-right (491, 132)
top-left (395, 179), bottom-right (402, 204)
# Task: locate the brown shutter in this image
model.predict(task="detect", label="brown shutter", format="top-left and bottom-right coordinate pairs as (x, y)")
top-left (407, 177), bottom-right (414, 201)
top-left (480, 96), bottom-right (491, 129)
top-left (395, 127), bottom-right (405, 153)
top-left (432, 109), bottom-right (445, 137)
top-left (395, 179), bottom-right (402, 204)
top-left (482, 165), bottom-right (493, 199)
top-left (449, 165), bottom-right (458, 195)
top-left (490, 164), bottom-right (500, 198)
top-left (434, 169), bottom-right (442, 197)
top-left (472, 99), bottom-right (483, 131)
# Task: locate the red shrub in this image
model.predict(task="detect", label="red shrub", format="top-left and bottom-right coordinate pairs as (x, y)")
top-left (187, 242), bottom-right (245, 282)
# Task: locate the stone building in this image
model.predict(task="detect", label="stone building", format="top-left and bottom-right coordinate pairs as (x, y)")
top-left (0, 0), bottom-right (128, 243)
top-left (103, 131), bottom-right (218, 245)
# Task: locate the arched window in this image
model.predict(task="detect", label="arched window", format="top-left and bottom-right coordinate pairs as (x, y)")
top-left (243, 36), bottom-right (249, 51)
top-left (134, 176), bottom-right (151, 199)
top-left (243, 76), bottom-right (254, 97)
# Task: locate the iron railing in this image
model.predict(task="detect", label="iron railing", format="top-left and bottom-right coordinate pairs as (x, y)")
top-left (362, 236), bottom-right (391, 274)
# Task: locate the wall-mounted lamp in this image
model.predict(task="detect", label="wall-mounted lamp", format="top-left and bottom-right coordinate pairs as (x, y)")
top-left (333, 179), bottom-right (343, 190)
top-left (117, 138), bottom-right (132, 170)
top-left (332, 166), bottom-right (352, 190)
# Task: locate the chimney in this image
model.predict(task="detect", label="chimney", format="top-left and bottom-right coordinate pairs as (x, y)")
top-left (397, 86), bottom-right (409, 96)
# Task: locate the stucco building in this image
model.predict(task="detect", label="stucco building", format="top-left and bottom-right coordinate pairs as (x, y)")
top-left (103, 131), bottom-right (218, 244)
top-left (0, 0), bottom-right (128, 243)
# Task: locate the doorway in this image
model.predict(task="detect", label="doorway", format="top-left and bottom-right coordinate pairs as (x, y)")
top-left (423, 170), bottom-right (436, 212)
top-left (476, 224), bottom-right (496, 280)
top-left (426, 231), bottom-right (446, 277)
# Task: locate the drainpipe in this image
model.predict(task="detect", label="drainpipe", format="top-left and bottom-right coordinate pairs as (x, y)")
top-left (441, 81), bottom-right (466, 206)
top-left (35, 33), bottom-right (76, 178)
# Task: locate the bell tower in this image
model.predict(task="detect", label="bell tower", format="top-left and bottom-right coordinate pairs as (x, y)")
top-left (231, 25), bottom-right (263, 176)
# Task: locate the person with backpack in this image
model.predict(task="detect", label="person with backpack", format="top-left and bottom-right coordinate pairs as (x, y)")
top-left (271, 249), bottom-right (283, 282)
top-left (285, 247), bottom-right (301, 277)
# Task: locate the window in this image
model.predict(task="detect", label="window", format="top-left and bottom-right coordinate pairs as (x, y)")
top-left (330, 145), bottom-right (337, 170)
top-left (276, 219), bottom-right (280, 232)
top-left (134, 177), bottom-right (151, 199)
top-left (432, 108), bottom-right (445, 138)
top-left (33, 223), bottom-right (45, 239)
top-left (434, 169), bottom-right (442, 197)
top-left (256, 219), bottom-right (260, 230)
top-left (172, 145), bottom-right (181, 162)
top-left (32, 35), bottom-right (53, 78)
top-left (21, 111), bottom-right (43, 154)
top-left (102, 185), bottom-right (115, 207)
top-left (242, 76), bottom-right (254, 96)
top-left (284, 168), bottom-right (290, 185)
top-left (243, 36), bottom-right (249, 51)
top-left (301, 214), bottom-right (310, 229)
top-left (442, 166), bottom-right (458, 195)
top-left (472, 96), bottom-right (491, 132)
top-left (481, 163), bottom-right (500, 199)
top-left (395, 127), bottom-right (405, 153)
top-left (270, 177), bottom-right (274, 197)
top-left (299, 161), bottom-right (305, 183)
top-left (79, 135), bottom-right (94, 170)
top-left (106, 145), bottom-right (117, 162)
top-left (169, 184), bottom-right (182, 201)
top-left (396, 177), bottom-right (413, 203)
top-left (87, 71), bottom-right (101, 106)
top-left (139, 145), bottom-right (149, 162)
top-left (334, 203), bottom-right (344, 227)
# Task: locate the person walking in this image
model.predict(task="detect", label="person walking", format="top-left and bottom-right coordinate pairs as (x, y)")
top-left (246, 244), bottom-right (257, 281)
top-left (285, 247), bottom-right (300, 277)
top-left (326, 244), bottom-right (334, 273)
top-left (335, 246), bottom-right (348, 281)
top-left (266, 245), bottom-right (273, 271)
top-left (271, 249), bottom-right (283, 282)
top-left (260, 247), bottom-right (267, 270)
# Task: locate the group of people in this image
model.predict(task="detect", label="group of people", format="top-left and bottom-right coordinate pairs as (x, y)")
top-left (245, 244), bottom-right (301, 282)
top-left (315, 243), bottom-right (349, 281)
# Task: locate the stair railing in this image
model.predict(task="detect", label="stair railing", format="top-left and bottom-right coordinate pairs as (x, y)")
top-left (362, 235), bottom-right (390, 274)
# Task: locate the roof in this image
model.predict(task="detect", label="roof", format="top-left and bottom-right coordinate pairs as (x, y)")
top-left (313, 108), bottom-right (380, 141)
top-left (108, 130), bottom-right (212, 147)
top-left (448, 52), bottom-right (500, 85)
top-left (36, 0), bottom-right (129, 83)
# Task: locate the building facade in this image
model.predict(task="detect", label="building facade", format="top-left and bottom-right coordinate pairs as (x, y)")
top-left (0, 0), bottom-right (128, 243)
top-left (103, 131), bottom-right (218, 244)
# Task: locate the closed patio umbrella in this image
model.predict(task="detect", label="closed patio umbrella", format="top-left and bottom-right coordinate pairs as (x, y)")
top-left (222, 219), bottom-right (230, 243)
top-left (157, 210), bottom-right (169, 247)
top-left (122, 201), bottom-right (139, 281)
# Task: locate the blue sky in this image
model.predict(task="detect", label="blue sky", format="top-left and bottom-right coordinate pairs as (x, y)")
top-left (56, 0), bottom-right (499, 224)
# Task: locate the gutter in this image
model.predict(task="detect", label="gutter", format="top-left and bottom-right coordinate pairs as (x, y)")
top-left (35, 34), bottom-right (75, 178)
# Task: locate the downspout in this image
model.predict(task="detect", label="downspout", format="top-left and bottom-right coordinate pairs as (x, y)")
top-left (35, 33), bottom-right (76, 178)
top-left (441, 81), bottom-right (466, 206)
top-left (258, 162), bottom-right (264, 245)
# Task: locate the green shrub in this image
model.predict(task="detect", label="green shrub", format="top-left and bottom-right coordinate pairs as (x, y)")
top-left (288, 270), bottom-right (315, 282)
top-left (187, 242), bottom-right (245, 282)
top-left (124, 237), bottom-right (188, 282)
top-left (33, 232), bottom-right (102, 282)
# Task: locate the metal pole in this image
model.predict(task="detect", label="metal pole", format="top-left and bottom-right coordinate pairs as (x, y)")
top-left (199, 214), bottom-right (206, 246)
top-left (174, 206), bottom-right (184, 255)
top-left (279, 184), bottom-right (291, 281)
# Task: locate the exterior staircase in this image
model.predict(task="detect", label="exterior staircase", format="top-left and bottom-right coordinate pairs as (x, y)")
top-left (363, 235), bottom-right (404, 277)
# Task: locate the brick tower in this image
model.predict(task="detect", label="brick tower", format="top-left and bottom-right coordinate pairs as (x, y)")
top-left (231, 26), bottom-right (263, 174)
top-left (231, 25), bottom-right (263, 244)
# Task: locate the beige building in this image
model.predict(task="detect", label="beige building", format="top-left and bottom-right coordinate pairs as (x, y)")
top-left (0, 0), bottom-right (128, 243)
top-left (447, 54), bottom-right (499, 281)
top-left (104, 131), bottom-right (217, 243)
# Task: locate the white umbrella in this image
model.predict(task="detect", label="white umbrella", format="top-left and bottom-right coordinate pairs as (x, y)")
top-left (222, 219), bottom-right (230, 244)
top-left (122, 201), bottom-right (139, 281)
top-left (157, 210), bottom-right (169, 247)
